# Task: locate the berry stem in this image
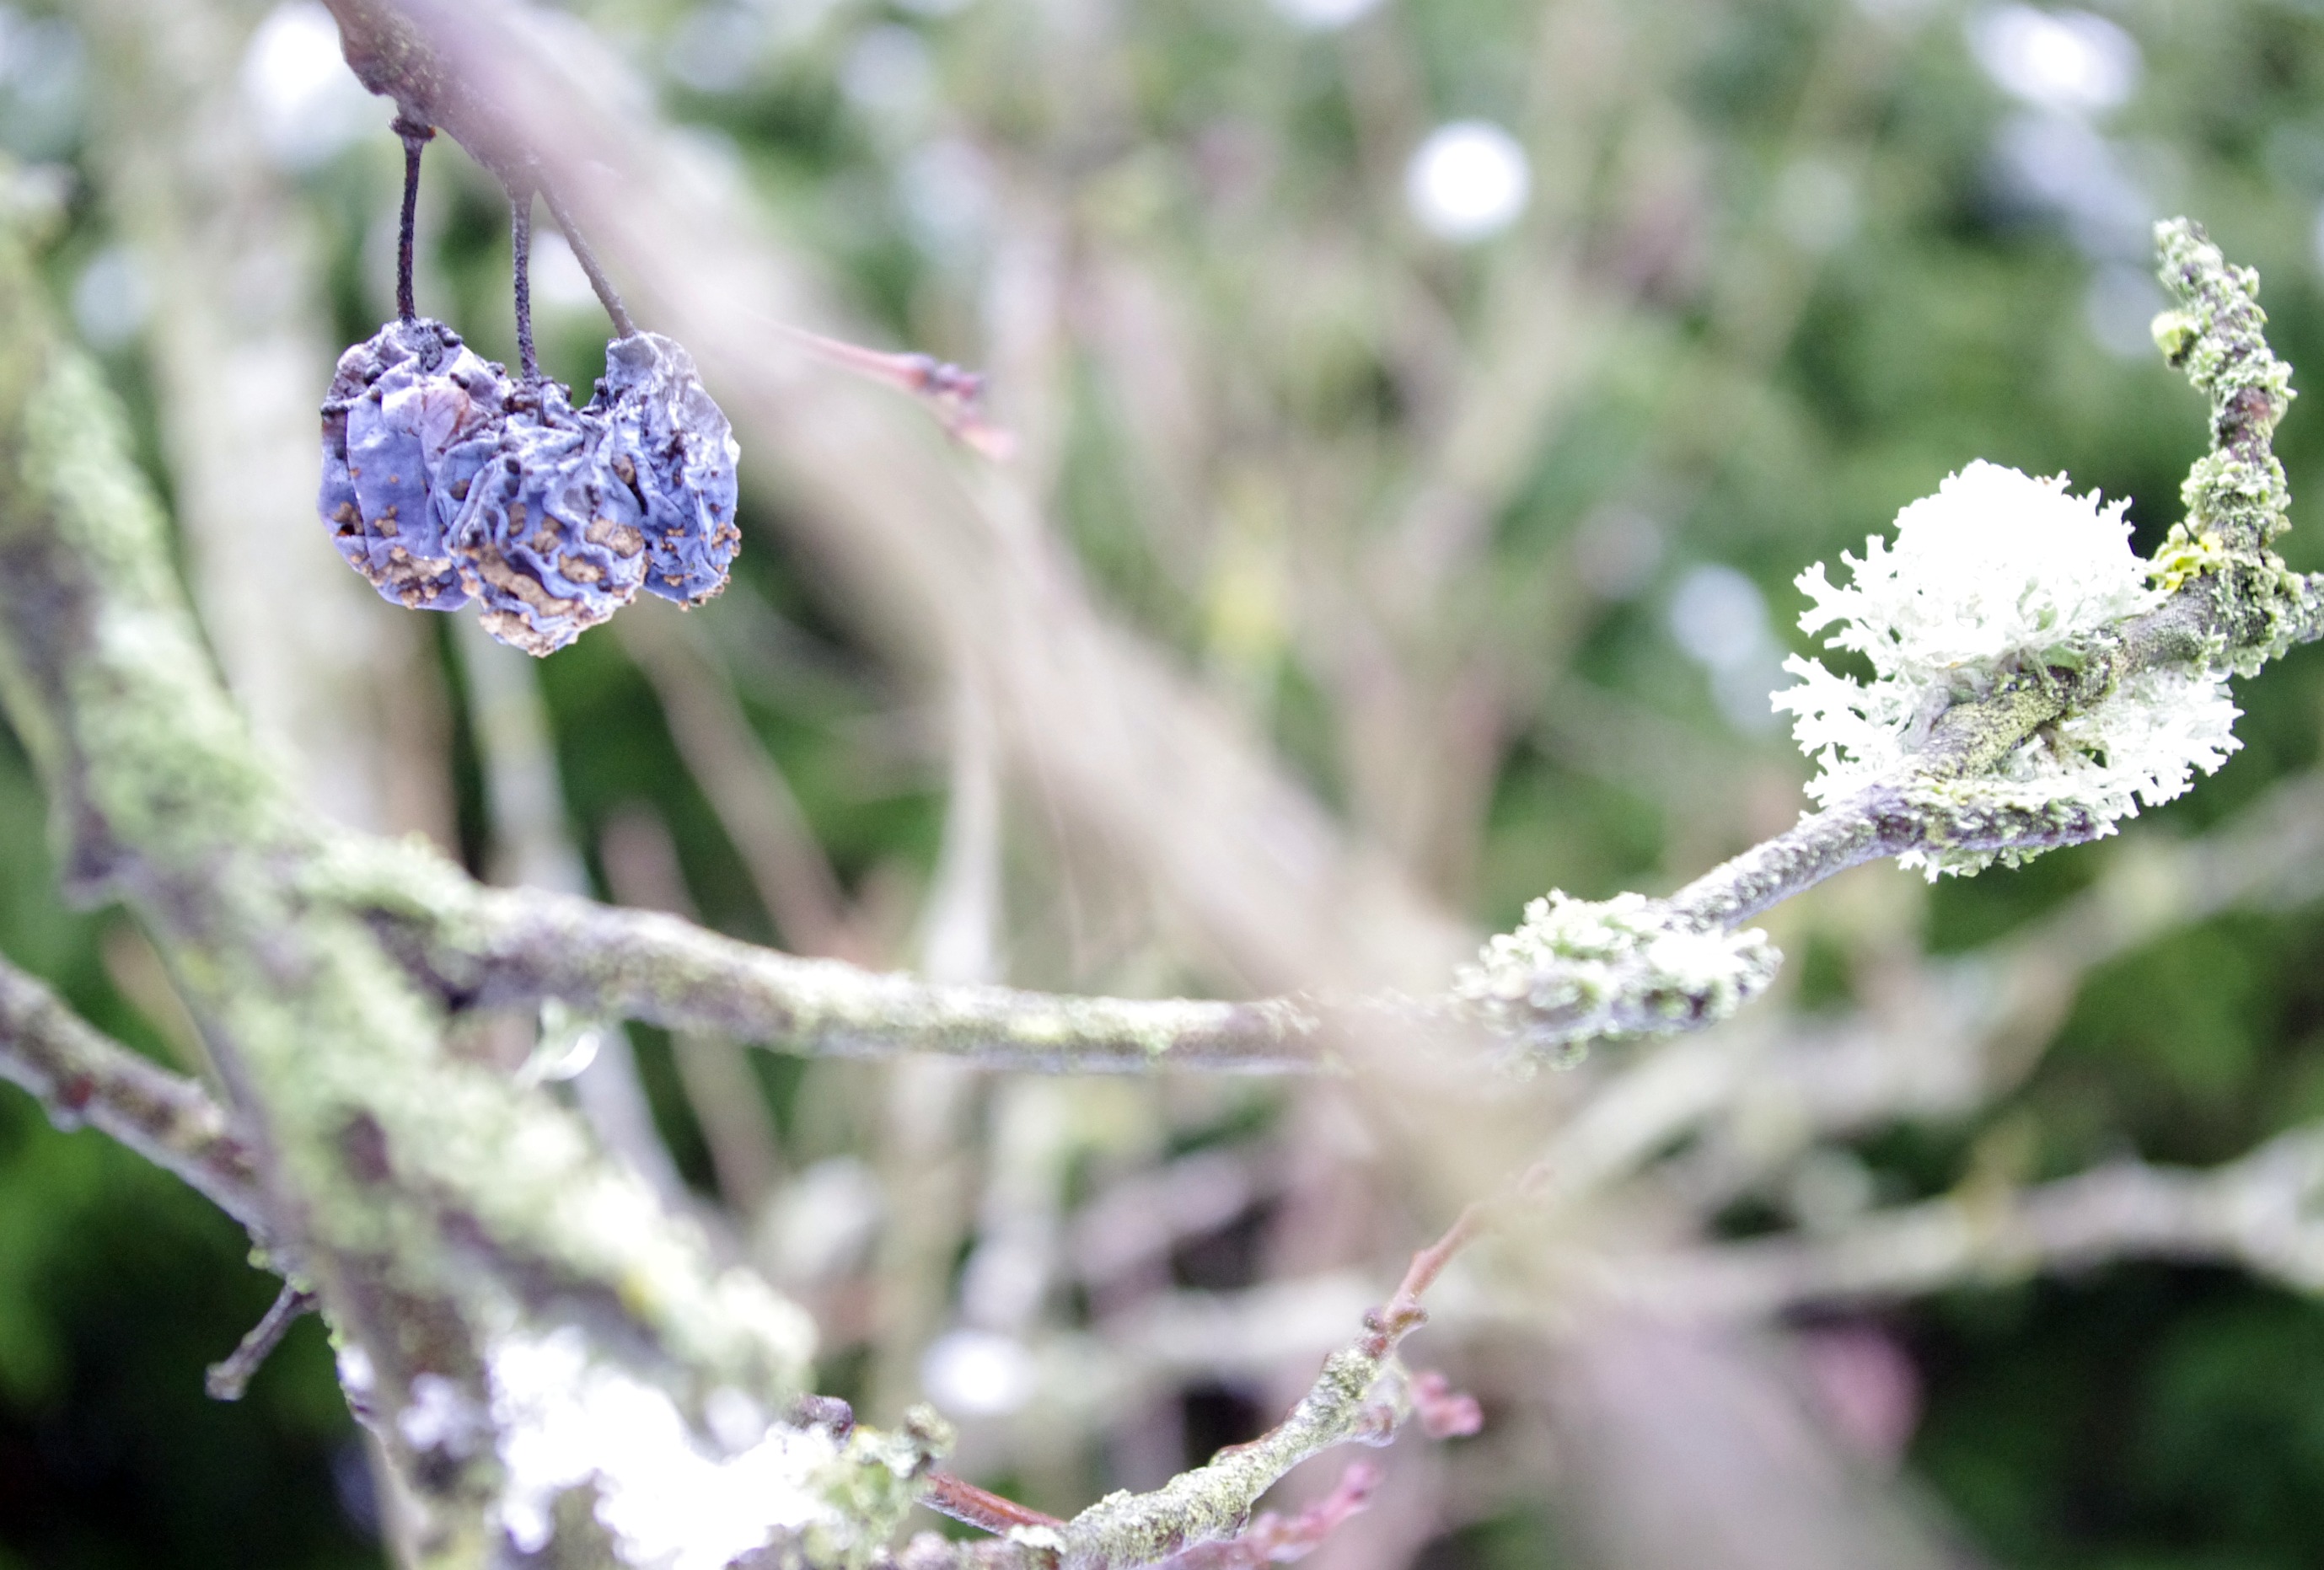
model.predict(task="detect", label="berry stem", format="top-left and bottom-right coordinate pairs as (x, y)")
top-left (391, 115), bottom-right (432, 324)
top-left (510, 188), bottom-right (539, 382)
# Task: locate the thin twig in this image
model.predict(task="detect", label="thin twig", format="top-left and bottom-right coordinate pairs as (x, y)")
top-left (0, 956), bottom-right (264, 1230)
top-left (774, 323), bottom-right (1014, 459)
top-left (391, 115), bottom-right (432, 323)
top-left (206, 1283), bottom-right (319, 1401)
top-left (1382, 1203), bottom-right (1485, 1324)
top-left (923, 1472), bottom-right (1066, 1536)
top-left (509, 186), bottom-right (539, 381)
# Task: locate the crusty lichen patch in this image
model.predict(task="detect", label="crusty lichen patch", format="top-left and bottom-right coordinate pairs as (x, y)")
top-left (1452, 892), bottom-right (1778, 1068)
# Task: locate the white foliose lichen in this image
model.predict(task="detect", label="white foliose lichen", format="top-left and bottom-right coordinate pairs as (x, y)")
top-left (1772, 460), bottom-right (2241, 875)
top-left (1455, 892), bottom-right (1778, 1065)
top-left (487, 1326), bottom-right (840, 1568)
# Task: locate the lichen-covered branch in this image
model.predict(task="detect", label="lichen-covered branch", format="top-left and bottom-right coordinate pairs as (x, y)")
top-left (1661, 592), bottom-right (2322, 935)
top-left (0, 954), bottom-right (264, 1230)
top-left (883, 1219), bottom-right (1477, 1570)
top-left (1674, 221), bottom-right (2323, 925)
top-left (315, 834), bottom-right (1331, 1072)
top-left (1460, 219), bottom-right (2324, 1060)
top-left (0, 201), bottom-right (926, 1567)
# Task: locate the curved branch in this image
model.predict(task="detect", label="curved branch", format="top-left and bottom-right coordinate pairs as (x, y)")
top-left (1671, 221), bottom-right (2324, 933)
top-left (0, 955), bottom-right (265, 1230)
top-left (1053, 1214), bottom-right (1470, 1570)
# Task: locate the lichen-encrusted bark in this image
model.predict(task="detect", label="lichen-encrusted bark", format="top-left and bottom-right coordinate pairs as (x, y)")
top-left (0, 200), bottom-right (889, 1569)
top-left (1060, 1342), bottom-right (1393, 1569)
top-left (0, 956), bottom-right (262, 1228)
top-left (316, 833), bottom-right (1328, 1073)
top-left (1451, 220), bottom-right (2324, 1058)
top-left (1662, 220), bottom-right (2324, 933)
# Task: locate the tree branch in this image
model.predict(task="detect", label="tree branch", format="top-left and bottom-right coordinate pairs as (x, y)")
top-left (0, 193), bottom-right (927, 1566)
top-left (317, 834), bottom-right (1335, 1072)
top-left (0, 955), bottom-right (265, 1230)
top-left (1669, 220), bottom-right (2322, 934)
top-left (1458, 219), bottom-right (2324, 1060)
top-left (1628, 1123), bottom-right (2324, 1316)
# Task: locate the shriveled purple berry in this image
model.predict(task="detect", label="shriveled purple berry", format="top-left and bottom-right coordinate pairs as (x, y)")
top-left (450, 382), bottom-right (650, 656)
top-left (319, 318), bottom-right (514, 612)
top-left (593, 332), bottom-right (742, 605)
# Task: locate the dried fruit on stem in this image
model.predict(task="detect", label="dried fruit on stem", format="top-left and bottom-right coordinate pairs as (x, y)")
top-left (318, 321), bottom-right (743, 652)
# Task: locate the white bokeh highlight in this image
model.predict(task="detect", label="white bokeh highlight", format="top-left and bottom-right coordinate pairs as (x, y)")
top-left (920, 1327), bottom-right (1037, 1417)
top-left (1967, 6), bottom-right (2141, 116)
top-left (1405, 121), bottom-right (1531, 243)
top-left (840, 24), bottom-right (935, 125)
top-left (1668, 564), bottom-right (1789, 733)
top-left (241, 2), bottom-right (377, 169)
top-left (1989, 109), bottom-right (2152, 259)
top-left (71, 244), bottom-right (150, 351)
top-left (1270, 0), bottom-right (1387, 29)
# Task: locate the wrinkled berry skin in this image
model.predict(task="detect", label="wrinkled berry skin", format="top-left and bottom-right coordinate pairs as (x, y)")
top-left (454, 383), bottom-right (651, 656)
top-left (593, 332), bottom-right (743, 605)
top-left (319, 319), bottom-right (744, 655)
top-left (320, 318), bottom-right (513, 611)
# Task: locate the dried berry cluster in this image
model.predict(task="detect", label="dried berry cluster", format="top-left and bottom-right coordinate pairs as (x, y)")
top-left (319, 318), bottom-right (741, 655)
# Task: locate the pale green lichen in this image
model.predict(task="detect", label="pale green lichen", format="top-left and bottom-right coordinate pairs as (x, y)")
top-left (2149, 527), bottom-right (2230, 596)
top-left (0, 202), bottom-right (834, 1562)
top-left (1063, 1342), bottom-right (1388, 1568)
top-left (2150, 219), bottom-right (2303, 643)
top-left (806, 1407), bottom-right (953, 1568)
top-left (1452, 892), bottom-right (1779, 1067)
top-left (309, 828), bottom-right (1325, 1073)
top-left (1774, 459), bottom-right (2243, 878)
